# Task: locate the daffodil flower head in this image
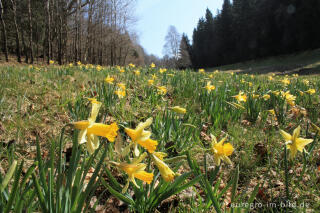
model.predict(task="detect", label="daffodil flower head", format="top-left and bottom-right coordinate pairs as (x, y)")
top-left (210, 134), bottom-right (234, 166)
top-left (73, 100), bottom-right (119, 154)
top-left (125, 118), bottom-right (158, 156)
top-left (282, 91), bottom-right (296, 106)
top-left (105, 75), bottom-right (114, 84)
top-left (157, 86), bottom-right (167, 95)
top-left (115, 90), bottom-right (126, 98)
top-left (116, 153), bottom-right (153, 192)
top-left (198, 68), bottom-right (205, 73)
top-left (205, 82), bottom-right (215, 93)
top-left (169, 106), bottom-right (187, 114)
top-left (134, 70), bottom-right (140, 75)
top-left (151, 154), bottom-right (175, 182)
top-left (267, 109), bottom-right (276, 116)
top-left (148, 79), bottom-right (154, 86)
top-left (263, 94), bottom-right (271, 100)
top-left (281, 78), bottom-right (290, 86)
top-left (280, 126), bottom-right (313, 160)
top-left (306, 89), bottom-right (316, 95)
top-left (303, 79), bottom-right (309, 85)
top-left (233, 91), bottom-right (247, 103)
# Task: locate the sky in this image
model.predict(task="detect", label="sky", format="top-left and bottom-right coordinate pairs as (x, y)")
top-left (135, 0), bottom-right (224, 58)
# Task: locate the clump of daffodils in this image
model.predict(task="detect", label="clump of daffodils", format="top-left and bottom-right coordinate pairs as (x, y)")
top-left (110, 117), bottom-right (177, 192)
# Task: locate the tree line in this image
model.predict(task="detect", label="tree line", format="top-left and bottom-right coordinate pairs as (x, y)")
top-left (178, 0), bottom-right (320, 68)
top-left (0, 0), bottom-right (145, 65)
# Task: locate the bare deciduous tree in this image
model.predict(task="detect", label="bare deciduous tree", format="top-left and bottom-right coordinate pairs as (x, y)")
top-left (163, 25), bottom-right (181, 61)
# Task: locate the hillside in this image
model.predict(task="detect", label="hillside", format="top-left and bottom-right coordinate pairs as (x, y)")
top-left (214, 48), bottom-right (320, 75)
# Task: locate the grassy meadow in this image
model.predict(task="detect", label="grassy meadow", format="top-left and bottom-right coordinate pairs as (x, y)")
top-left (0, 61), bottom-right (320, 212)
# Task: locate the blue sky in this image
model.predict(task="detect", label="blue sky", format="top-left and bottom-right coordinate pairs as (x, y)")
top-left (135, 0), bottom-right (224, 57)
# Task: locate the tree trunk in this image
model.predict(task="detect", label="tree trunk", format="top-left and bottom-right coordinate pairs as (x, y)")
top-left (28, 0), bottom-right (33, 64)
top-left (10, 0), bottom-right (21, 63)
top-left (21, 29), bottom-right (28, 63)
top-left (46, 0), bottom-right (51, 64)
top-left (0, 0), bottom-right (8, 62)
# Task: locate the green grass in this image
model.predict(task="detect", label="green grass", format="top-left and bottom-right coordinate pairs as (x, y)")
top-left (0, 63), bottom-right (320, 212)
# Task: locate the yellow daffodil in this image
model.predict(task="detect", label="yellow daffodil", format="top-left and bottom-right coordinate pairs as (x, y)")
top-left (73, 100), bottom-right (119, 154)
top-left (69, 63), bottom-right (73, 67)
top-left (153, 152), bottom-right (167, 161)
top-left (115, 153), bottom-right (153, 192)
top-left (280, 126), bottom-right (313, 160)
top-left (159, 68), bottom-right (167, 73)
top-left (115, 90), bottom-right (126, 98)
top-left (210, 134), bottom-right (234, 166)
top-left (214, 70), bottom-right (219, 74)
top-left (303, 79), bottom-right (309, 85)
top-left (117, 83), bottom-right (126, 90)
top-left (282, 91), bottom-right (296, 106)
top-left (134, 70), bottom-right (140, 75)
top-left (96, 65), bottom-right (102, 71)
top-left (152, 74), bottom-right (157, 79)
top-left (299, 91), bottom-right (304, 96)
top-left (148, 79), bottom-right (154, 86)
top-left (125, 118), bottom-right (158, 155)
top-left (119, 69), bottom-right (125, 73)
top-left (281, 78), bottom-right (290, 86)
top-left (205, 82), bottom-right (215, 93)
top-left (248, 82), bottom-right (253, 87)
top-left (151, 154), bottom-right (175, 182)
top-left (169, 106), bottom-right (187, 114)
top-left (292, 74), bottom-right (299, 77)
top-left (268, 76), bottom-right (273, 81)
top-left (272, 90), bottom-right (280, 96)
top-left (49, 60), bottom-right (55, 65)
top-left (306, 89), bottom-right (316, 95)
top-left (209, 74), bottom-right (214, 79)
top-left (267, 109), bottom-right (276, 116)
top-left (233, 91), bottom-right (247, 103)
top-left (150, 63), bottom-right (156, 68)
top-left (157, 86), bottom-right (167, 95)
top-left (129, 63), bottom-right (135, 68)
top-left (77, 61), bottom-right (82, 66)
top-left (263, 94), bottom-right (270, 100)
top-left (105, 75), bottom-right (114, 84)
top-left (198, 69), bottom-right (205, 74)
